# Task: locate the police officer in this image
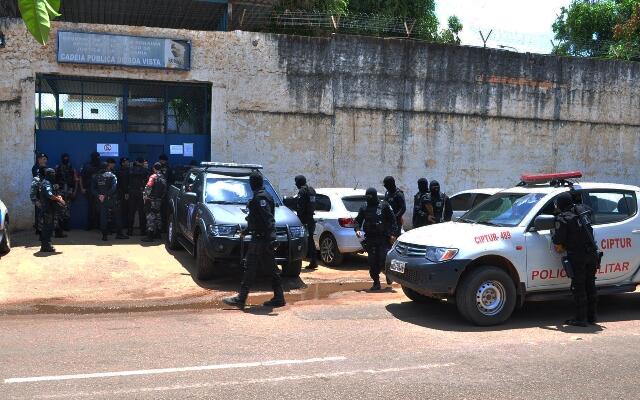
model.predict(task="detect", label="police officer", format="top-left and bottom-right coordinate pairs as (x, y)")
top-left (412, 178), bottom-right (434, 228)
top-left (552, 192), bottom-right (600, 327)
top-left (158, 154), bottom-right (173, 232)
top-left (80, 152), bottom-right (102, 230)
top-left (429, 180), bottom-right (453, 224)
top-left (224, 172), bottom-right (286, 309)
top-left (117, 157), bottom-right (131, 228)
top-left (128, 157), bottom-right (148, 235)
top-left (31, 153), bottom-right (48, 233)
top-left (142, 162), bottom-right (167, 242)
top-left (93, 162), bottom-right (128, 241)
top-left (354, 188), bottom-right (397, 291)
top-left (32, 152), bottom-right (48, 178)
top-left (54, 153), bottom-right (77, 232)
top-left (38, 168), bottom-right (65, 253)
top-left (383, 176), bottom-right (405, 237)
top-left (294, 175), bottom-right (318, 269)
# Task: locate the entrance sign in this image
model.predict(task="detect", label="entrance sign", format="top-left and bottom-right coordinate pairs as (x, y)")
top-left (97, 143), bottom-right (119, 157)
top-left (57, 31), bottom-right (191, 70)
top-left (183, 143), bottom-right (194, 157)
top-left (170, 145), bottom-right (184, 155)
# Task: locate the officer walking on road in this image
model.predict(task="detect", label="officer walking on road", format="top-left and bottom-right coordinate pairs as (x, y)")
top-left (552, 192), bottom-right (600, 327)
top-left (128, 158), bottom-right (148, 236)
top-left (224, 172), bottom-right (286, 309)
top-left (93, 162), bottom-right (128, 241)
top-left (38, 168), bottom-right (65, 253)
top-left (383, 176), bottom-right (406, 237)
top-left (429, 180), bottom-right (453, 224)
top-left (142, 162), bottom-right (167, 242)
top-left (294, 175), bottom-right (318, 270)
top-left (354, 188), bottom-right (397, 291)
top-left (412, 178), bottom-right (434, 229)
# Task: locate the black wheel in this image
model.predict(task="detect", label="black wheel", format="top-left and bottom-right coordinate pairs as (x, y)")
top-left (0, 218), bottom-right (10, 254)
top-left (195, 233), bottom-right (218, 280)
top-left (319, 234), bottom-right (343, 267)
top-left (401, 286), bottom-right (440, 303)
top-left (455, 266), bottom-right (516, 326)
top-left (165, 215), bottom-right (180, 251)
top-left (282, 260), bottom-right (302, 277)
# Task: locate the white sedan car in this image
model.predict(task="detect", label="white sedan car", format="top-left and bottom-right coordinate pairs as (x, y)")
top-left (312, 188), bottom-right (384, 266)
top-left (0, 199), bottom-right (10, 254)
top-left (450, 188), bottom-right (502, 220)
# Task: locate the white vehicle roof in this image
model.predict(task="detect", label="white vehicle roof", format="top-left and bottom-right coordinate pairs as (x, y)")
top-left (452, 188), bottom-right (503, 197)
top-left (316, 188), bottom-right (383, 197)
top-left (501, 182), bottom-right (640, 195)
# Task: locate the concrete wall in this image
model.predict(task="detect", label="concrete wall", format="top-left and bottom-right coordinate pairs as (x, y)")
top-left (1, 19), bottom-right (639, 229)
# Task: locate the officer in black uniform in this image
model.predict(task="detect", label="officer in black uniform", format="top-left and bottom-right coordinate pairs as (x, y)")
top-left (552, 192), bottom-right (600, 327)
top-left (412, 178), bottom-right (434, 229)
top-left (383, 176), bottom-right (405, 237)
top-left (128, 158), bottom-right (148, 235)
top-left (54, 153), bottom-right (77, 232)
top-left (224, 172), bottom-right (286, 309)
top-left (38, 168), bottom-right (65, 253)
top-left (295, 175), bottom-right (318, 269)
top-left (92, 162), bottom-right (128, 241)
top-left (158, 154), bottom-right (174, 232)
top-left (117, 157), bottom-right (131, 229)
top-left (429, 180), bottom-right (453, 224)
top-left (354, 188), bottom-right (397, 291)
top-left (80, 152), bottom-right (102, 230)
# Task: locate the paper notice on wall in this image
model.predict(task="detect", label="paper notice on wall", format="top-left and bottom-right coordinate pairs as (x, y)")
top-left (183, 143), bottom-right (194, 157)
top-left (170, 145), bottom-right (183, 155)
top-left (97, 143), bottom-right (118, 157)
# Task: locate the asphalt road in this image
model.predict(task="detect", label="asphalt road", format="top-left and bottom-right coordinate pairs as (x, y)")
top-left (3, 289), bottom-right (640, 399)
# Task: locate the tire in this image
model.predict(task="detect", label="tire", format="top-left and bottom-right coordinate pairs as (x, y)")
top-left (282, 260), bottom-right (302, 278)
top-left (319, 234), bottom-right (344, 267)
top-left (165, 215), bottom-right (180, 251)
top-left (455, 266), bottom-right (516, 326)
top-left (402, 286), bottom-right (440, 303)
top-left (0, 218), bottom-right (10, 254)
top-left (195, 233), bottom-right (218, 280)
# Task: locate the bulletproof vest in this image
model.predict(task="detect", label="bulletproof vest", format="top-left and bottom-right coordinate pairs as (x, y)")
top-left (247, 189), bottom-right (275, 234)
top-left (95, 172), bottom-right (114, 196)
top-left (82, 163), bottom-right (99, 186)
top-left (432, 193), bottom-right (446, 221)
top-left (30, 176), bottom-right (41, 202)
top-left (413, 192), bottom-right (430, 212)
top-left (559, 210), bottom-right (596, 255)
top-left (386, 190), bottom-right (404, 215)
top-left (298, 185), bottom-right (316, 223)
top-left (363, 203), bottom-right (386, 236)
top-left (149, 174), bottom-right (167, 199)
top-left (129, 167), bottom-right (148, 192)
top-left (56, 164), bottom-right (74, 187)
top-left (38, 180), bottom-right (54, 211)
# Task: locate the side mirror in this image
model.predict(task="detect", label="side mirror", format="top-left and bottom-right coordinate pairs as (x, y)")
top-left (282, 196), bottom-right (297, 211)
top-left (533, 215), bottom-right (555, 232)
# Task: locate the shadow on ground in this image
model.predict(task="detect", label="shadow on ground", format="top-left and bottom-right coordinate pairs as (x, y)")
top-left (386, 293), bottom-right (640, 333)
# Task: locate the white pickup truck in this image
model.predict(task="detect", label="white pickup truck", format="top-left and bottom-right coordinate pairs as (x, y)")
top-left (386, 172), bottom-right (640, 326)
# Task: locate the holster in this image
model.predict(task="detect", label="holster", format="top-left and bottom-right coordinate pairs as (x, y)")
top-left (562, 256), bottom-right (574, 279)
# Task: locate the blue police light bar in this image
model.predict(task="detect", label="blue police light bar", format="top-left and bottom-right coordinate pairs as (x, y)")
top-left (200, 162), bottom-right (263, 170)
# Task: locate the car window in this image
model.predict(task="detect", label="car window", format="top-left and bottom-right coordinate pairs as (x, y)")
top-left (584, 190), bottom-right (637, 225)
top-left (315, 194), bottom-right (332, 212)
top-left (341, 195), bottom-right (385, 212)
top-left (461, 192), bottom-right (546, 227)
top-left (205, 177), bottom-right (281, 205)
top-left (472, 193), bottom-right (491, 207)
top-left (450, 193), bottom-right (472, 211)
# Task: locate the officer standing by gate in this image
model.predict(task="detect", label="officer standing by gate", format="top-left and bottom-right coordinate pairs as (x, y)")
top-left (142, 162), bottom-right (167, 242)
top-left (54, 153), bottom-right (77, 232)
top-left (93, 162), bottom-right (128, 241)
top-left (429, 180), bottom-right (453, 224)
top-left (552, 192), bottom-right (600, 327)
top-left (294, 175), bottom-right (318, 269)
top-left (224, 172), bottom-right (286, 309)
top-left (117, 157), bottom-right (131, 229)
top-left (80, 152), bottom-right (102, 230)
top-left (38, 168), bottom-right (65, 253)
top-left (128, 158), bottom-right (148, 235)
top-left (412, 178), bottom-right (434, 228)
top-left (354, 188), bottom-right (397, 291)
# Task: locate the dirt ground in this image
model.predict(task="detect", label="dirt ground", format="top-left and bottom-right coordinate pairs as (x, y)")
top-left (0, 230), bottom-right (383, 313)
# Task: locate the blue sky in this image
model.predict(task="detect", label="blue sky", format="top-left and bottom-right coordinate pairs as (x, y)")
top-left (436, 0), bottom-right (573, 54)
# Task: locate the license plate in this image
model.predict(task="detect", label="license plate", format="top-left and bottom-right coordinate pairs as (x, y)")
top-left (390, 259), bottom-right (406, 274)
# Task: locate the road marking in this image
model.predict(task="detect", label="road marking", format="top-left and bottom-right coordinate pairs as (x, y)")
top-left (31, 363), bottom-right (455, 399)
top-left (4, 356), bottom-right (347, 384)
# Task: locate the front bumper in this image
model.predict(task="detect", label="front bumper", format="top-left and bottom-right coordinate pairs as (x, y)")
top-left (385, 248), bottom-right (471, 296)
top-left (332, 228), bottom-right (363, 253)
top-left (205, 235), bottom-right (307, 267)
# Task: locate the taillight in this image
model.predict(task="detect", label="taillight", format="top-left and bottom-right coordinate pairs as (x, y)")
top-left (338, 217), bottom-right (355, 228)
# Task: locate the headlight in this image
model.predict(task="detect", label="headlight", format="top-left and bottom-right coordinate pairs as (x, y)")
top-left (289, 226), bottom-right (306, 239)
top-left (207, 224), bottom-right (240, 237)
top-left (425, 247), bottom-right (458, 263)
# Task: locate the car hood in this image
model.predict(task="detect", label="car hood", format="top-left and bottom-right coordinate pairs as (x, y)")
top-left (206, 204), bottom-right (302, 227)
top-left (397, 222), bottom-right (511, 248)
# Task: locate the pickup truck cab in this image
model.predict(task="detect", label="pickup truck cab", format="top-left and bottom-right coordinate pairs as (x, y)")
top-left (386, 172), bottom-right (640, 326)
top-left (166, 162), bottom-right (307, 280)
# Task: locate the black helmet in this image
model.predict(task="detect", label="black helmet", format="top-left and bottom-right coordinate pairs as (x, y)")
top-left (249, 172), bottom-right (264, 191)
top-left (295, 175), bottom-right (307, 189)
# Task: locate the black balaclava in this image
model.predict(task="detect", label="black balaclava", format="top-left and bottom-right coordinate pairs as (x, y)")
top-left (250, 172), bottom-right (264, 191)
top-left (555, 192), bottom-right (574, 212)
top-left (99, 162), bottom-right (108, 173)
top-left (365, 187), bottom-right (379, 207)
top-left (383, 176), bottom-right (396, 193)
top-left (61, 153), bottom-right (70, 165)
top-left (38, 166), bottom-right (47, 178)
top-left (417, 178), bottom-right (429, 193)
top-left (159, 154), bottom-right (168, 165)
top-left (44, 168), bottom-right (56, 182)
top-left (430, 180), bottom-right (440, 197)
top-left (295, 175), bottom-right (307, 189)
top-left (90, 151), bottom-right (101, 167)
top-left (153, 162), bottom-right (162, 172)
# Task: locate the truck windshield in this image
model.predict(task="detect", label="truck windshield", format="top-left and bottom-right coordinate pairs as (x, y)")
top-left (460, 192), bottom-right (546, 227)
top-left (205, 177), bottom-right (281, 205)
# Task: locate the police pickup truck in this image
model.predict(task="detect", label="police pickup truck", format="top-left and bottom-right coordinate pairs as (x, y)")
top-left (166, 162), bottom-right (307, 280)
top-left (386, 172), bottom-right (640, 326)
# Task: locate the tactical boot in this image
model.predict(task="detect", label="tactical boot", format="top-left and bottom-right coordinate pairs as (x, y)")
top-left (54, 231), bottom-right (67, 238)
top-left (102, 234), bottom-right (108, 241)
top-left (141, 232), bottom-right (154, 242)
top-left (386, 276), bottom-right (393, 285)
top-left (564, 318), bottom-right (589, 327)
top-left (126, 229), bottom-right (133, 237)
top-left (370, 282), bottom-right (382, 291)
top-left (40, 244), bottom-right (56, 253)
top-left (115, 232), bottom-right (129, 240)
top-left (264, 287), bottom-right (286, 307)
top-left (223, 295), bottom-right (246, 310)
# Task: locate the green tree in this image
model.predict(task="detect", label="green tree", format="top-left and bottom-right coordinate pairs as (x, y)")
top-left (438, 15), bottom-right (463, 45)
top-left (18, 0), bottom-right (61, 45)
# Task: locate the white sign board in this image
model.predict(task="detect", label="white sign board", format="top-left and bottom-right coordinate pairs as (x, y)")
top-left (97, 143), bottom-right (119, 157)
top-left (170, 145), bottom-right (184, 155)
top-left (183, 143), bottom-right (194, 157)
